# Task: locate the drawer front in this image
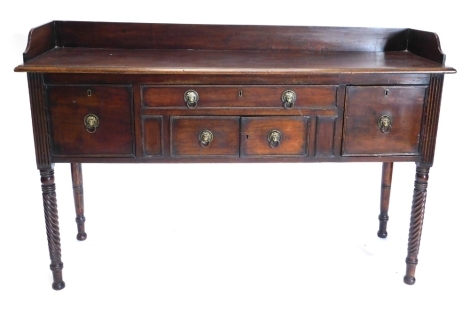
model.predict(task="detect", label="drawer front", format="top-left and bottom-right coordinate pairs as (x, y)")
top-left (47, 85), bottom-right (134, 157)
top-left (342, 86), bottom-right (426, 156)
top-left (241, 117), bottom-right (308, 157)
top-left (142, 85), bottom-right (336, 109)
top-left (170, 117), bottom-right (240, 157)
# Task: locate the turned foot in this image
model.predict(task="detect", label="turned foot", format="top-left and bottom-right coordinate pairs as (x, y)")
top-left (50, 261), bottom-right (65, 290)
top-left (75, 215), bottom-right (87, 240)
top-left (403, 275), bottom-right (416, 285)
top-left (76, 232), bottom-right (87, 241)
top-left (377, 230), bottom-right (388, 239)
top-left (52, 282), bottom-right (66, 290)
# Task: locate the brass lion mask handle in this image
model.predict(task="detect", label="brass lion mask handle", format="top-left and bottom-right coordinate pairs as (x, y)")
top-left (268, 130), bottom-right (282, 148)
top-left (184, 90), bottom-right (199, 109)
top-left (378, 115), bottom-right (392, 133)
top-left (199, 130), bottom-right (213, 148)
top-left (281, 90), bottom-right (296, 109)
top-left (84, 114), bottom-right (99, 133)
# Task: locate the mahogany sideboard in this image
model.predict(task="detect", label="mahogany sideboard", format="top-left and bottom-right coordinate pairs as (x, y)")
top-left (14, 21), bottom-right (455, 290)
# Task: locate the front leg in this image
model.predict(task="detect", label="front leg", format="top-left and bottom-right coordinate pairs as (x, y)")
top-left (40, 168), bottom-right (65, 290)
top-left (404, 164), bottom-right (430, 285)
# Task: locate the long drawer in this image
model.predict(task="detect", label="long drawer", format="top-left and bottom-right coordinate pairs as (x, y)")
top-left (142, 85), bottom-right (337, 110)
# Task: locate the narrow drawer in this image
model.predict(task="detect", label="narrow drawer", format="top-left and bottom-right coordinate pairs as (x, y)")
top-left (342, 86), bottom-right (426, 156)
top-left (142, 85), bottom-right (336, 109)
top-left (241, 117), bottom-right (308, 157)
top-left (170, 116), bottom-right (240, 157)
top-left (47, 85), bottom-right (134, 157)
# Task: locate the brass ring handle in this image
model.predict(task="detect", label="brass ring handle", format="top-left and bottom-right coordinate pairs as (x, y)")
top-left (184, 90), bottom-right (199, 109)
top-left (267, 130), bottom-right (282, 148)
top-left (378, 115), bottom-right (392, 133)
top-left (281, 90), bottom-right (296, 109)
top-left (84, 114), bottom-right (99, 133)
top-left (199, 130), bottom-right (213, 148)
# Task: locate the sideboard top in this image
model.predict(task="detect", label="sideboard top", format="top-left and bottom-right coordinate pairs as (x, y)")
top-left (14, 21), bottom-right (456, 75)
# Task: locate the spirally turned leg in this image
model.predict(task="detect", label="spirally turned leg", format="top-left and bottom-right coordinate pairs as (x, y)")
top-left (40, 168), bottom-right (65, 290)
top-left (377, 162), bottom-right (393, 238)
top-left (404, 165), bottom-right (430, 285)
top-left (71, 163), bottom-right (87, 241)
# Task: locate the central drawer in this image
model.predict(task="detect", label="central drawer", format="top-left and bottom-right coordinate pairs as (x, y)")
top-left (142, 85), bottom-right (336, 109)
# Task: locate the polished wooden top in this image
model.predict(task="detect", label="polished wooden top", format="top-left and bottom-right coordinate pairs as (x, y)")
top-left (15, 48), bottom-right (454, 75)
top-left (14, 21), bottom-right (456, 75)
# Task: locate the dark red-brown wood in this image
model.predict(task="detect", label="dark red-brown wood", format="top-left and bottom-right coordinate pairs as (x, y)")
top-left (241, 117), bottom-right (308, 157)
top-left (408, 29), bottom-right (446, 63)
top-left (170, 117), bottom-right (240, 157)
top-left (71, 163), bottom-right (86, 241)
top-left (43, 72), bottom-right (434, 86)
top-left (419, 74), bottom-right (445, 165)
top-left (15, 22), bottom-right (455, 289)
top-left (378, 162), bottom-right (393, 238)
top-left (23, 22), bottom-right (55, 62)
top-left (40, 168), bottom-right (65, 290)
top-left (16, 48), bottom-right (454, 75)
top-left (404, 165), bottom-right (430, 285)
top-left (342, 86), bottom-right (426, 156)
top-left (27, 73), bottom-right (51, 169)
top-left (314, 117), bottom-right (336, 157)
top-left (53, 22), bottom-right (409, 52)
top-left (142, 85), bottom-right (337, 109)
top-left (46, 85), bottom-right (135, 157)
top-left (142, 116), bottom-right (163, 157)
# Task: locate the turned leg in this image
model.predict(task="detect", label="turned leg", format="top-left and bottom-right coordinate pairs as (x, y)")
top-left (71, 163), bottom-right (87, 241)
top-left (377, 162), bottom-right (393, 238)
top-left (404, 165), bottom-right (430, 285)
top-left (40, 168), bottom-right (65, 290)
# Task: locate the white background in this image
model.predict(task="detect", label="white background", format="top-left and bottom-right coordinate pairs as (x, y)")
top-left (1, 1), bottom-right (468, 319)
